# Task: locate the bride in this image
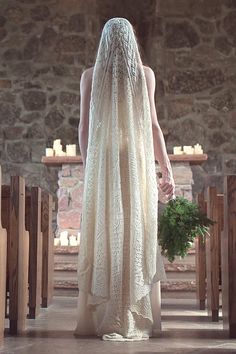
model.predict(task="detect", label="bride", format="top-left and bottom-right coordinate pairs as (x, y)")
top-left (74, 17), bottom-right (175, 341)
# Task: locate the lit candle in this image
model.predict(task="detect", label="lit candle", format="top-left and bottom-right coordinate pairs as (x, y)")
top-left (66, 144), bottom-right (76, 156)
top-left (46, 148), bottom-right (54, 157)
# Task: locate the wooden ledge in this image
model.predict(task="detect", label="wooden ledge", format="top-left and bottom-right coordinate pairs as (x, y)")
top-left (41, 156), bottom-right (83, 166)
top-left (168, 154), bottom-right (208, 165)
top-left (41, 154), bottom-right (208, 167)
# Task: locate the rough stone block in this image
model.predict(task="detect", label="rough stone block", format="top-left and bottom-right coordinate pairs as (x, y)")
top-left (0, 102), bottom-right (21, 125)
top-left (223, 10), bottom-right (236, 45)
top-left (194, 18), bottom-right (215, 34)
top-left (57, 35), bottom-right (85, 53)
top-left (58, 209), bottom-right (81, 229)
top-left (165, 21), bottom-right (200, 49)
top-left (0, 16), bottom-right (6, 27)
top-left (22, 90), bottom-right (46, 111)
top-left (214, 35), bottom-right (232, 56)
top-left (5, 5), bottom-right (24, 22)
top-left (60, 91), bottom-right (80, 106)
top-left (58, 195), bottom-right (70, 211)
top-left (61, 166), bottom-right (71, 177)
top-left (166, 68), bottom-right (225, 94)
top-left (31, 140), bottom-right (46, 162)
top-left (167, 98), bottom-right (193, 120)
top-left (172, 164), bottom-right (194, 185)
top-left (58, 177), bottom-right (78, 188)
top-left (19, 112), bottom-right (41, 124)
top-left (31, 5), bottom-right (50, 21)
top-left (0, 79), bottom-right (11, 89)
top-left (21, 22), bottom-right (36, 34)
top-left (25, 122), bottom-right (45, 139)
top-left (3, 48), bottom-right (22, 61)
top-left (0, 28), bottom-right (7, 41)
top-left (210, 91), bottom-right (234, 112)
top-left (41, 27), bottom-right (57, 46)
top-left (6, 141), bottom-right (30, 162)
top-left (69, 14), bottom-right (86, 33)
top-left (3, 126), bottom-right (25, 140)
top-left (45, 109), bottom-right (65, 129)
top-left (24, 35), bottom-right (40, 59)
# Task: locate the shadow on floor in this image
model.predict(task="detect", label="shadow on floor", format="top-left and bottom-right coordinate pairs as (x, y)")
top-left (3, 328), bottom-right (228, 340)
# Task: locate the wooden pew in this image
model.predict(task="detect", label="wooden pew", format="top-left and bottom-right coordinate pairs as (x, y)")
top-left (195, 190), bottom-right (207, 310)
top-left (41, 190), bottom-right (54, 307)
top-left (221, 175), bottom-right (236, 338)
top-left (25, 187), bottom-right (42, 319)
top-left (0, 166), bottom-right (7, 341)
top-left (205, 186), bottom-right (220, 321)
top-left (2, 176), bottom-right (29, 334)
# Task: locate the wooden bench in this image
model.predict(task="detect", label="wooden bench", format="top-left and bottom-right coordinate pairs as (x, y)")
top-left (0, 166), bottom-right (7, 341)
top-left (195, 190), bottom-right (207, 310)
top-left (2, 176), bottom-right (29, 334)
top-left (205, 186), bottom-right (222, 321)
top-left (25, 187), bottom-right (43, 319)
top-left (195, 186), bottom-right (224, 321)
top-left (41, 190), bottom-right (54, 308)
top-left (25, 187), bottom-right (54, 316)
top-left (221, 175), bottom-right (236, 338)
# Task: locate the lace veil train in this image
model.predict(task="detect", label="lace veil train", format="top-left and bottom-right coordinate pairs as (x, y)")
top-left (75, 17), bottom-right (166, 340)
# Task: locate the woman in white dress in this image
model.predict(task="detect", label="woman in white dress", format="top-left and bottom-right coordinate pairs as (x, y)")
top-left (74, 17), bottom-right (175, 341)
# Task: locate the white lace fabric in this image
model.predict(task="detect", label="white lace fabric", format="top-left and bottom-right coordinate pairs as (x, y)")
top-left (74, 17), bottom-right (167, 341)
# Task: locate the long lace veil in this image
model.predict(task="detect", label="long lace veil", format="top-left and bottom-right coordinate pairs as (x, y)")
top-left (78, 18), bottom-right (166, 319)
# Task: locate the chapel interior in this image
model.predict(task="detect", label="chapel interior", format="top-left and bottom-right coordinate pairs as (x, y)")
top-left (0, 0), bottom-right (236, 353)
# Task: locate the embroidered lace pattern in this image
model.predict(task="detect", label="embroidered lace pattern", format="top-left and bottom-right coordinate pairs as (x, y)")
top-left (75, 17), bottom-right (167, 340)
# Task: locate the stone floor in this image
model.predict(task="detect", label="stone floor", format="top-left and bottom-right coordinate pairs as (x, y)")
top-left (1, 297), bottom-right (236, 354)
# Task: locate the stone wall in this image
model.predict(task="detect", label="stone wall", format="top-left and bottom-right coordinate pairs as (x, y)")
top-left (0, 0), bottom-right (236, 230)
top-left (144, 0), bottom-right (236, 194)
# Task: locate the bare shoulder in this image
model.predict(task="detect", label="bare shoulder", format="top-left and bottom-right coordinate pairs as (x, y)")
top-left (143, 65), bottom-right (155, 83)
top-left (80, 67), bottom-right (94, 86)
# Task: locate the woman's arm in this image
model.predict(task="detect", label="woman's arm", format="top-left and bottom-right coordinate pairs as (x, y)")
top-left (144, 66), bottom-right (175, 198)
top-left (78, 69), bottom-right (92, 168)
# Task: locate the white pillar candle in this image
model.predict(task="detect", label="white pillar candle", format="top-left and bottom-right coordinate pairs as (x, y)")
top-left (194, 144), bottom-right (203, 154)
top-left (53, 139), bottom-right (61, 149)
top-left (45, 148), bottom-right (54, 157)
top-left (69, 235), bottom-right (78, 246)
top-left (60, 230), bottom-right (68, 238)
top-left (60, 238), bottom-right (69, 246)
top-left (194, 147), bottom-right (203, 154)
top-left (66, 144), bottom-right (76, 156)
top-left (57, 150), bottom-right (67, 156)
top-left (54, 146), bottom-right (66, 156)
top-left (183, 146), bottom-right (194, 154)
top-left (54, 238), bottom-right (60, 246)
top-left (173, 146), bottom-right (183, 155)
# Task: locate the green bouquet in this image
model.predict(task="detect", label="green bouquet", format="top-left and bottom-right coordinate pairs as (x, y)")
top-left (158, 196), bottom-right (214, 263)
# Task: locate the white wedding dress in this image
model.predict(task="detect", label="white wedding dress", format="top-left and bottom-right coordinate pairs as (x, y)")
top-left (74, 18), bottom-right (167, 341)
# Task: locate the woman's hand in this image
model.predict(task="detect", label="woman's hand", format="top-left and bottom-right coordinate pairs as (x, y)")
top-left (159, 169), bottom-right (175, 201)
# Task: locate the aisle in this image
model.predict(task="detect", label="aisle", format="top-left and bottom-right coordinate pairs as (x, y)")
top-left (1, 297), bottom-right (236, 354)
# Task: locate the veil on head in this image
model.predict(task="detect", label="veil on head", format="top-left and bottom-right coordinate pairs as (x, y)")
top-left (78, 18), bottom-right (165, 316)
top-left (88, 17), bottom-right (153, 157)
